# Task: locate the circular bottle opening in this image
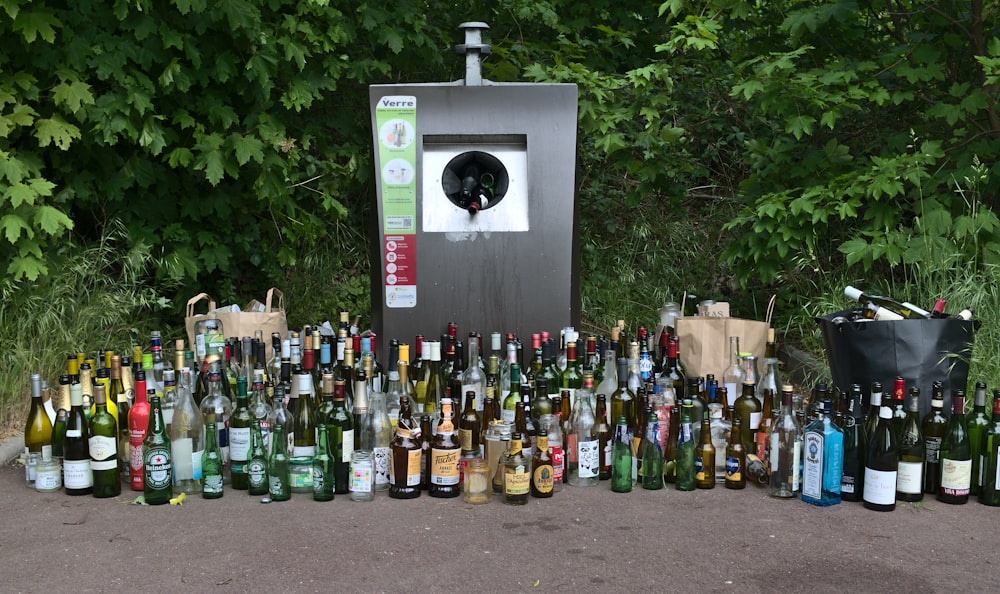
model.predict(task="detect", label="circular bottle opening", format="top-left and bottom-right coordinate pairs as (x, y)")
top-left (441, 151), bottom-right (509, 214)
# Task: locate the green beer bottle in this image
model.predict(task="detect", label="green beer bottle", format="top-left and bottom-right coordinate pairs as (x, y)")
top-left (202, 415), bottom-right (224, 499)
top-left (268, 422), bottom-right (291, 501)
top-left (247, 418), bottom-right (268, 496)
top-left (143, 396), bottom-right (173, 505)
top-left (313, 424), bottom-right (334, 501)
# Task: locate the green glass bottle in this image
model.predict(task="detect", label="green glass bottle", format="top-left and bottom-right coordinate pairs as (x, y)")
top-left (202, 415), bottom-right (224, 499)
top-left (143, 396), bottom-right (173, 505)
top-left (922, 386), bottom-right (948, 494)
top-left (968, 382), bottom-right (990, 496)
top-left (675, 399), bottom-right (696, 491)
top-left (641, 411), bottom-right (664, 490)
top-left (268, 422), bottom-right (291, 501)
top-left (502, 363), bottom-right (521, 425)
top-left (229, 377), bottom-right (253, 490)
top-left (89, 385), bottom-right (120, 498)
top-left (247, 418), bottom-right (268, 496)
top-left (938, 390), bottom-right (971, 504)
top-left (611, 416), bottom-right (633, 493)
top-left (978, 393), bottom-right (1000, 506)
top-left (329, 379), bottom-right (354, 494)
top-left (312, 424), bottom-right (334, 501)
top-left (663, 405), bottom-right (680, 484)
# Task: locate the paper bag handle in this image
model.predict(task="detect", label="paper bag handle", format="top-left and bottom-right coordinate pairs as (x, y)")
top-left (186, 292), bottom-right (216, 318)
top-left (265, 288), bottom-right (284, 313)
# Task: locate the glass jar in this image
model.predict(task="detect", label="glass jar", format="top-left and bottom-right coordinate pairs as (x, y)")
top-left (35, 454), bottom-right (61, 492)
top-left (349, 450), bottom-right (374, 501)
top-left (484, 421), bottom-right (511, 493)
top-left (463, 458), bottom-right (491, 504)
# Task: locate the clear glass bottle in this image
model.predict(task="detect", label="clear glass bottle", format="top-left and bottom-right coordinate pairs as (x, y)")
top-left (769, 386), bottom-right (801, 498)
top-left (349, 450), bottom-right (374, 501)
top-left (170, 369), bottom-right (204, 495)
top-left (198, 365), bottom-right (232, 483)
top-left (249, 374), bottom-right (272, 450)
top-left (801, 398), bottom-right (844, 506)
top-left (371, 390), bottom-right (393, 492)
top-left (567, 387), bottom-right (599, 487)
top-left (709, 405), bottom-right (731, 483)
top-left (462, 335), bottom-right (486, 412)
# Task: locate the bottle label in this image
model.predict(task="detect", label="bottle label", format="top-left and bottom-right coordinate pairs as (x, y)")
top-left (533, 464), bottom-right (554, 494)
top-left (63, 459), bottom-right (93, 489)
top-left (603, 441), bottom-right (613, 468)
top-left (791, 437), bottom-right (801, 491)
top-left (342, 429), bottom-right (354, 463)
top-left (459, 428), bottom-right (473, 452)
top-left (374, 446), bottom-right (390, 486)
top-left (504, 467), bottom-right (529, 495)
top-left (996, 446), bottom-right (1000, 486)
top-left (841, 474), bottom-right (855, 494)
top-left (863, 467), bottom-right (897, 505)
top-left (725, 456), bottom-right (741, 481)
top-left (171, 438), bottom-right (194, 481)
top-left (88, 435), bottom-right (117, 462)
top-left (430, 447), bottom-right (460, 485)
top-left (550, 445), bottom-right (564, 482)
top-left (292, 445), bottom-right (316, 458)
top-left (681, 422), bottom-right (692, 444)
top-left (802, 431), bottom-right (823, 499)
top-left (940, 458), bottom-right (972, 496)
top-left (144, 446), bottom-right (172, 490)
top-left (406, 449), bottom-right (422, 486)
top-left (229, 427), bottom-right (251, 461)
top-left (248, 460), bottom-right (267, 488)
top-left (694, 456), bottom-right (704, 480)
top-left (36, 466), bottom-right (62, 491)
top-left (896, 460), bottom-right (923, 494)
top-left (749, 412), bottom-right (762, 430)
top-left (130, 443), bottom-right (144, 488)
top-left (501, 409), bottom-right (516, 424)
top-left (191, 450), bottom-right (203, 481)
top-left (770, 432), bottom-right (779, 472)
top-left (350, 460), bottom-right (373, 493)
top-left (924, 436), bottom-right (942, 463)
top-left (162, 408), bottom-right (174, 428)
top-left (204, 473), bottom-right (223, 494)
top-left (577, 439), bottom-right (599, 478)
top-left (312, 465), bottom-right (326, 493)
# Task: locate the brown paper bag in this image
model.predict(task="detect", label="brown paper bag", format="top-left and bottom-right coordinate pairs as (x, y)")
top-left (674, 295), bottom-right (774, 380)
top-left (184, 288), bottom-right (288, 347)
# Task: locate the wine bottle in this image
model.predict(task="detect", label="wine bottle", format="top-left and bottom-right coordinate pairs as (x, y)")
top-left (228, 377), bottom-right (253, 490)
top-left (896, 388), bottom-right (924, 502)
top-left (170, 368), bottom-right (204, 495)
top-left (769, 386), bottom-right (801, 498)
top-left (978, 393), bottom-right (1000, 506)
top-left (968, 382), bottom-right (990, 495)
top-left (89, 385), bottom-right (120, 498)
top-left (863, 404), bottom-right (898, 512)
top-left (864, 381), bottom-right (883, 443)
top-left (844, 285), bottom-right (929, 319)
top-left (735, 380), bottom-right (762, 455)
top-left (371, 389), bottom-right (393, 492)
top-left (328, 379), bottom-right (353, 494)
top-left (594, 392), bottom-right (613, 481)
top-left (890, 377), bottom-right (907, 438)
top-left (938, 389), bottom-right (971, 504)
top-left (567, 386), bottom-right (599, 487)
top-left (610, 357), bottom-right (635, 439)
top-left (501, 362), bottom-right (521, 424)
top-left (675, 399), bottom-right (696, 491)
top-left (143, 396), bottom-right (173, 505)
top-left (922, 384), bottom-right (948, 494)
top-left (64, 383), bottom-right (93, 496)
top-left (841, 385), bottom-right (865, 502)
top-left (24, 373), bottom-right (53, 487)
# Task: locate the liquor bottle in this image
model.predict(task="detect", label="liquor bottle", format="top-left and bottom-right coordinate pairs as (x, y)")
top-left (841, 385), bottom-right (865, 502)
top-left (459, 390), bottom-right (481, 455)
top-left (201, 415), bottom-right (224, 499)
top-left (199, 365), bottom-right (232, 481)
top-left (675, 399), bottom-right (696, 491)
top-left (389, 396), bottom-right (422, 499)
top-left (128, 374), bottom-right (150, 491)
top-left (530, 429), bottom-right (555, 498)
top-left (567, 386), bottom-right (599, 487)
top-left (801, 399), bottom-right (843, 506)
top-left (694, 412), bottom-right (714, 489)
top-left (708, 405), bottom-right (730, 483)
top-left (289, 372), bottom-right (316, 493)
top-left (149, 330), bottom-right (172, 395)
top-left (734, 380), bottom-right (762, 454)
top-left (725, 417), bottom-right (747, 489)
top-left (268, 422), bottom-right (291, 501)
top-left (547, 402), bottom-right (565, 488)
top-left (312, 424), bottom-right (334, 501)
top-left (770, 386), bottom-right (801, 498)
top-left (594, 393), bottom-right (613, 480)
top-left (863, 404), bottom-right (898, 511)
top-left (979, 393), bottom-right (1000, 506)
top-left (611, 416), bottom-right (633, 493)
top-left (166, 368), bottom-right (201, 495)
top-left (228, 377), bottom-right (253, 490)
top-left (938, 389), bottom-right (972, 504)
top-left (968, 382), bottom-right (990, 495)
top-left (371, 390), bottom-right (393, 492)
top-left (24, 373), bottom-right (53, 487)
top-left (721, 336), bottom-right (744, 407)
top-left (642, 411), bottom-right (665, 490)
top-left (503, 432), bottom-right (530, 505)
top-left (64, 383), bottom-right (93, 495)
top-left (610, 358), bottom-right (635, 437)
top-left (864, 382), bottom-right (883, 442)
top-left (501, 363), bottom-right (521, 424)
top-left (88, 385), bottom-right (120, 498)
top-left (844, 285), bottom-right (929, 319)
top-left (247, 418), bottom-right (269, 496)
top-left (895, 388), bottom-right (925, 502)
top-left (143, 396), bottom-right (173, 505)
top-left (918, 395), bottom-right (947, 497)
top-left (462, 335), bottom-right (486, 412)
top-left (429, 397), bottom-right (461, 497)
top-left (595, 346), bottom-right (618, 408)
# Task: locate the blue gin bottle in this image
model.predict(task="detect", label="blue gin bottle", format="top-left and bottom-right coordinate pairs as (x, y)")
top-left (802, 398), bottom-right (844, 506)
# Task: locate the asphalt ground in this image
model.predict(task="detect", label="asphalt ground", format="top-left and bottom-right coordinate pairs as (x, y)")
top-left (1, 459), bottom-right (997, 593)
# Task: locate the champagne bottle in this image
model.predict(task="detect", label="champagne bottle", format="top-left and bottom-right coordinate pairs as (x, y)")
top-left (863, 404), bottom-right (898, 512)
top-left (24, 373), bottom-right (53, 487)
top-left (201, 415), bottom-right (224, 499)
top-left (247, 418), bottom-right (269, 496)
top-left (978, 393), bottom-right (1000, 506)
top-left (725, 417), bottom-right (747, 489)
top-left (143, 396), bottom-right (173, 505)
top-left (844, 285), bottom-right (929, 319)
top-left (611, 415), bottom-right (633, 493)
top-left (896, 388), bottom-right (924, 502)
top-left (968, 382), bottom-right (990, 495)
top-left (64, 383), bottom-right (93, 495)
top-left (938, 389), bottom-right (971, 504)
top-left (922, 385), bottom-right (948, 494)
top-left (769, 386), bottom-right (801, 498)
top-left (89, 385), bottom-right (120, 498)
top-left (429, 397), bottom-right (461, 497)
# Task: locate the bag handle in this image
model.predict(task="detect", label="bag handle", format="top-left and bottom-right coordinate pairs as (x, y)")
top-left (265, 288), bottom-right (284, 313)
top-left (186, 292), bottom-right (216, 318)
top-left (765, 294), bottom-right (777, 327)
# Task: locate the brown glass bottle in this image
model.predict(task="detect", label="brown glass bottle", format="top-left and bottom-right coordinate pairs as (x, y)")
top-left (695, 414), bottom-right (716, 489)
top-left (429, 398), bottom-right (461, 498)
top-left (389, 397), bottom-right (422, 499)
top-left (594, 394), bottom-right (612, 480)
top-left (503, 432), bottom-right (530, 505)
top-left (459, 390), bottom-right (480, 455)
top-left (530, 433), bottom-right (554, 498)
top-left (514, 401), bottom-right (534, 458)
top-left (419, 414), bottom-right (432, 490)
top-left (725, 417), bottom-right (747, 489)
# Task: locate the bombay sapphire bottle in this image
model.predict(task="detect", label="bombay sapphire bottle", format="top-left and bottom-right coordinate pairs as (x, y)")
top-left (801, 399), bottom-right (844, 506)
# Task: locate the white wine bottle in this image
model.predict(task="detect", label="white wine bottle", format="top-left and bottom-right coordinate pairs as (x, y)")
top-left (23, 373), bottom-right (53, 487)
top-left (863, 404), bottom-right (899, 511)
